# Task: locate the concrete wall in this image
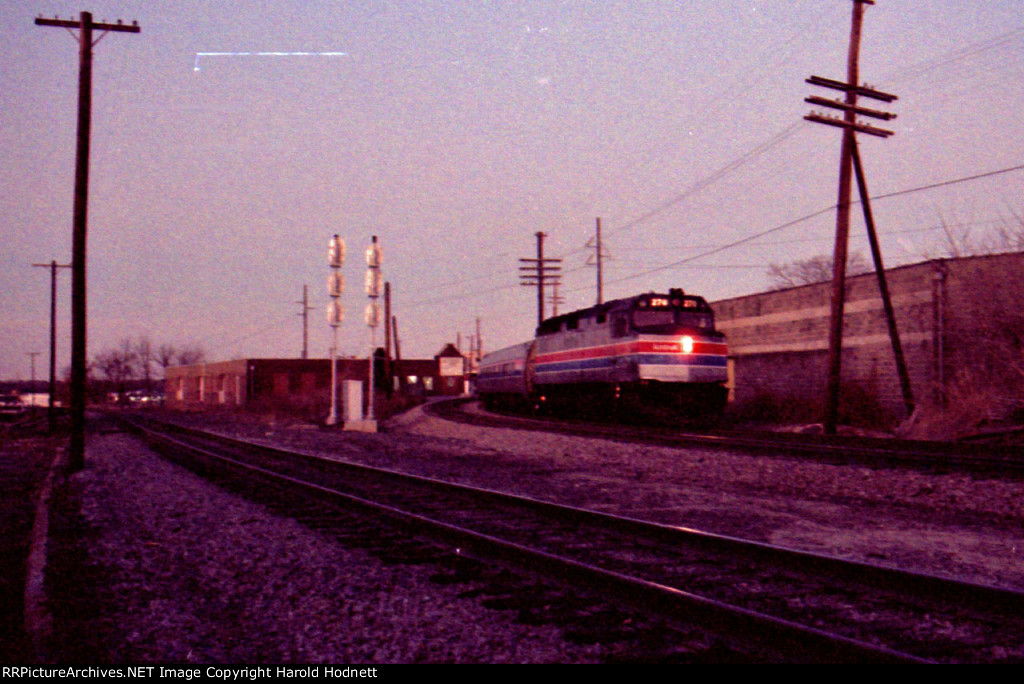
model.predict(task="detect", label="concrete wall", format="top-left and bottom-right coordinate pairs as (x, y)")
top-left (712, 252), bottom-right (1024, 419)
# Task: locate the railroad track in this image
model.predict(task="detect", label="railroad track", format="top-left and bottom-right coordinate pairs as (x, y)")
top-left (121, 415), bottom-right (1024, 663)
top-left (429, 399), bottom-right (1024, 478)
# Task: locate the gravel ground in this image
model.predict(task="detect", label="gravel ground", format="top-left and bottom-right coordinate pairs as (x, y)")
top-left (174, 405), bottom-right (1024, 590)
top-left (1, 435), bottom-right (58, 663)
top-left (45, 419), bottom-right (604, 664)
top-left (42, 405), bottom-right (1024, 663)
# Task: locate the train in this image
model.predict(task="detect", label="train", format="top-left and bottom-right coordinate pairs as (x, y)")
top-left (476, 289), bottom-right (729, 418)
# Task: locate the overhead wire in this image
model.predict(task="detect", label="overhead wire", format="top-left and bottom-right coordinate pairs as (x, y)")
top-left (584, 162), bottom-right (1024, 292)
top-left (370, 16), bottom-right (1024, 323)
top-left (560, 26), bottom-right (1024, 293)
top-left (601, 2), bottom-right (838, 205)
top-left (398, 4), bottom-right (838, 306)
top-left (414, 19), bottom-right (1024, 345)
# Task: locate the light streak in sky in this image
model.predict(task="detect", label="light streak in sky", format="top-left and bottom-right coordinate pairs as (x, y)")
top-left (193, 51), bottom-right (347, 71)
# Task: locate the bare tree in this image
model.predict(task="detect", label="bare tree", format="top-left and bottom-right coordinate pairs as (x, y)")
top-left (93, 338), bottom-right (138, 403)
top-left (89, 339), bottom-right (207, 406)
top-left (155, 344), bottom-right (177, 376)
top-left (919, 209), bottom-right (1024, 260)
top-left (153, 342), bottom-right (206, 373)
top-left (135, 337), bottom-right (155, 393)
top-left (176, 345), bottom-right (205, 366)
top-left (767, 252), bottom-right (870, 290)
top-left (982, 208), bottom-right (1024, 254)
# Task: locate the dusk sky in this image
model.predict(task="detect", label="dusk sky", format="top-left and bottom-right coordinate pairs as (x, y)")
top-left (3, 1), bottom-right (1023, 380)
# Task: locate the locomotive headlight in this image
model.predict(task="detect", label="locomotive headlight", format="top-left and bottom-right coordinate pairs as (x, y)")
top-left (681, 335), bottom-right (694, 354)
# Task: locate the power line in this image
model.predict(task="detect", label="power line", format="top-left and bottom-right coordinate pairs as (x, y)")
top-left (556, 123), bottom-right (804, 264)
top-left (611, 3), bottom-right (837, 196)
top-left (595, 162), bottom-right (1024, 290)
top-left (401, 162), bottom-right (1024, 310)
top-left (377, 25), bottom-right (1024, 314)
top-left (879, 26), bottom-right (1024, 89)
top-left (871, 163), bottom-right (1024, 202)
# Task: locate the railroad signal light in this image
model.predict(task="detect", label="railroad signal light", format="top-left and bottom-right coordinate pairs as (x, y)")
top-left (328, 272), bottom-right (345, 298)
top-left (364, 235), bottom-right (383, 427)
top-left (366, 239), bottom-right (382, 268)
top-left (329, 235), bottom-right (346, 267)
top-left (327, 233), bottom-right (346, 426)
top-left (364, 301), bottom-right (382, 328)
top-left (327, 300), bottom-right (344, 327)
top-left (365, 269), bottom-right (382, 298)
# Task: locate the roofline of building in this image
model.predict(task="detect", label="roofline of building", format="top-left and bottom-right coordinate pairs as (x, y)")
top-left (712, 249), bottom-right (1024, 306)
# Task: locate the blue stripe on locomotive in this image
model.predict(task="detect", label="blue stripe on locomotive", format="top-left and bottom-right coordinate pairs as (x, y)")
top-left (534, 353), bottom-right (727, 375)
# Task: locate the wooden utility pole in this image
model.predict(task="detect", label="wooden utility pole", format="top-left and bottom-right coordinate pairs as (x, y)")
top-left (33, 260), bottom-right (72, 432)
top-left (26, 353), bottom-right (41, 407)
top-left (850, 138), bottom-right (914, 415)
top-left (596, 218), bottom-right (603, 305)
top-left (384, 282), bottom-right (393, 395)
top-left (823, 0), bottom-right (866, 436)
top-left (297, 285), bottom-right (313, 359)
top-left (586, 217), bottom-right (610, 306)
top-left (803, 0), bottom-right (900, 434)
top-left (35, 12), bottom-right (140, 471)
top-left (548, 280), bottom-right (566, 316)
top-left (476, 317), bottom-right (482, 361)
top-left (392, 315), bottom-right (406, 392)
top-left (519, 232), bottom-right (562, 326)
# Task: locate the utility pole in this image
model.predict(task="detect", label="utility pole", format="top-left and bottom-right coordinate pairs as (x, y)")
top-left (35, 12), bottom-right (140, 471)
top-left (392, 315), bottom-right (406, 392)
top-left (519, 232), bottom-right (562, 326)
top-left (476, 316), bottom-right (482, 368)
top-left (384, 282), bottom-right (392, 395)
top-left (33, 260), bottom-right (72, 432)
top-left (850, 138), bottom-right (913, 416)
top-left (297, 285), bottom-right (313, 359)
top-left (27, 353), bottom-right (41, 407)
top-left (803, 0), bottom-right (900, 435)
top-left (548, 280), bottom-right (566, 317)
top-left (585, 217), bottom-right (608, 305)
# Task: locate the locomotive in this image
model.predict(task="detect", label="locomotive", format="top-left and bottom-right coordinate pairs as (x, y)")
top-left (476, 289), bottom-right (729, 417)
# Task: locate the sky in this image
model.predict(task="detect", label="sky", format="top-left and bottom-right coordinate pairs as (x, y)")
top-left (2, 0), bottom-right (1023, 380)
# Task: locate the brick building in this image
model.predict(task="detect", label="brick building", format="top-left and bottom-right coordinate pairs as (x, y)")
top-left (712, 252), bottom-right (1024, 420)
top-left (165, 345), bottom-right (466, 411)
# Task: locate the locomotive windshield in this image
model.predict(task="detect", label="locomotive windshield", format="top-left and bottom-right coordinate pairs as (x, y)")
top-left (535, 290), bottom-right (718, 338)
top-left (631, 295), bottom-right (715, 333)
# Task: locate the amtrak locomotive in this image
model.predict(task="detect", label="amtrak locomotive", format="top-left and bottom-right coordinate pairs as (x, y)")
top-left (476, 289), bottom-right (729, 417)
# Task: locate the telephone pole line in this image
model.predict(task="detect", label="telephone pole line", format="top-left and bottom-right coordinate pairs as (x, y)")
top-left (585, 217), bottom-right (609, 306)
top-left (804, 0), bottom-right (905, 434)
top-left (26, 353), bottom-right (41, 407)
top-left (384, 282), bottom-right (393, 395)
top-left (822, 0), bottom-right (867, 437)
top-left (519, 232), bottom-right (562, 326)
top-left (548, 280), bottom-right (566, 317)
top-left (33, 260), bottom-right (72, 432)
top-left (35, 12), bottom-right (140, 471)
top-left (475, 316), bottom-right (482, 370)
top-left (297, 285), bottom-right (313, 359)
